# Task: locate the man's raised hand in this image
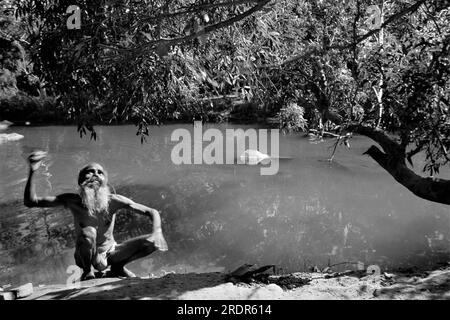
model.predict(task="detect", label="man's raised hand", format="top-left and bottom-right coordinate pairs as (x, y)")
top-left (28, 151), bottom-right (47, 171)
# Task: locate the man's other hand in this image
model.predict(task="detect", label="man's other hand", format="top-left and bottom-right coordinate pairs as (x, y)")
top-left (147, 229), bottom-right (168, 252)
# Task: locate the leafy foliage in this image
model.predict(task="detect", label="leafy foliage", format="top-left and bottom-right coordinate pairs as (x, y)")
top-left (2, 0), bottom-right (450, 175)
top-left (277, 102), bottom-right (307, 133)
top-left (11, 0), bottom-right (271, 137)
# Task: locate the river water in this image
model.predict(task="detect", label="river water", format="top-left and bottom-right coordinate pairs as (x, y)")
top-left (0, 124), bottom-right (449, 286)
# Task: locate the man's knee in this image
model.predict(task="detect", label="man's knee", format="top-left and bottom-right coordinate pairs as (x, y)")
top-left (77, 226), bottom-right (97, 247)
top-left (92, 253), bottom-right (108, 272)
top-left (140, 237), bottom-right (157, 255)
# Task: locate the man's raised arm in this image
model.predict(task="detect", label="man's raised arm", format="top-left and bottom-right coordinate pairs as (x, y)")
top-left (24, 151), bottom-right (71, 208)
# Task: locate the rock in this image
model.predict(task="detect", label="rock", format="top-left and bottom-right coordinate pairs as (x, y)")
top-left (266, 284), bottom-right (283, 294)
top-left (227, 264), bottom-right (276, 283)
top-left (0, 291), bottom-right (16, 300)
top-left (249, 285), bottom-right (283, 300)
top-left (239, 150), bottom-right (270, 165)
top-left (229, 264), bottom-right (256, 278)
top-left (10, 283), bottom-right (33, 299)
top-left (272, 274), bottom-right (311, 289)
top-left (0, 133), bottom-right (24, 142)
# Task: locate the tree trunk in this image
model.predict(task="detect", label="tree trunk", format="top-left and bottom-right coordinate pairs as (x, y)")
top-left (348, 124), bottom-right (450, 205)
top-left (376, 2), bottom-right (384, 128)
top-left (363, 145), bottom-right (450, 205)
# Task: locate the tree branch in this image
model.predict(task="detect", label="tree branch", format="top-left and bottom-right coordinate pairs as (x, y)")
top-left (138, 0), bottom-right (267, 22)
top-left (104, 0), bottom-right (270, 57)
top-left (158, 0), bottom-right (270, 47)
top-left (260, 0), bottom-right (428, 69)
top-left (352, 0), bottom-right (428, 45)
top-left (363, 145), bottom-right (450, 205)
top-left (346, 123), bottom-right (404, 156)
top-left (347, 124), bottom-right (450, 205)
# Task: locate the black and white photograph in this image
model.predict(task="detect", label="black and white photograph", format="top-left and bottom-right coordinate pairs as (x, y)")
top-left (0, 0), bottom-right (449, 305)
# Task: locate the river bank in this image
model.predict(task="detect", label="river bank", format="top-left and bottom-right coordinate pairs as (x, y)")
top-left (18, 265), bottom-right (450, 300)
top-left (0, 90), bottom-right (271, 127)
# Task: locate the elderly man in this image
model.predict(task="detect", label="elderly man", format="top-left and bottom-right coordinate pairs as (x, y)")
top-left (24, 151), bottom-right (168, 281)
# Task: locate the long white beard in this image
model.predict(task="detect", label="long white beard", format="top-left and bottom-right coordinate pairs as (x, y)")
top-left (79, 182), bottom-right (111, 220)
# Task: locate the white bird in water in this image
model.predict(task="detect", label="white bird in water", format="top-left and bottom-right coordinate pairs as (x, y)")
top-left (0, 120), bottom-right (13, 131)
top-left (0, 132), bottom-right (24, 142)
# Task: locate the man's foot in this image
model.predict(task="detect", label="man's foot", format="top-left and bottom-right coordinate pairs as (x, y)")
top-left (94, 271), bottom-right (107, 279)
top-left (106, 266), bottom-right (136, 278)
top-left (80, 270), bottom-right (96, 281)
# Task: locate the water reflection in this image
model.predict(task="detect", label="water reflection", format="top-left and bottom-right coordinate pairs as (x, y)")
top-left (0, 125), bottom-right (449, 286)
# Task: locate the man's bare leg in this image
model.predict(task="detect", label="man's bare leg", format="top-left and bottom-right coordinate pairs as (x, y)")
top-left (106, 235), bottom-right (157, 278)
top-left (74, 227), bottom-right (97, 281)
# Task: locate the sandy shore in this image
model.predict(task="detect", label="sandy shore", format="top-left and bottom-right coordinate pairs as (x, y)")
top-left (20, 266), bottom-right (450, 300)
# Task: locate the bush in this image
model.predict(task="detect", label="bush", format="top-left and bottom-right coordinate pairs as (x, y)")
top-left (277, 102), bottom-right (308, 133)
top-left (0, 92), bottom-right (60, 123)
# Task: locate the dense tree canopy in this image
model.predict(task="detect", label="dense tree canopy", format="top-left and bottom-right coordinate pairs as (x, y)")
top-left (1, 0), bottom-right (450, 204)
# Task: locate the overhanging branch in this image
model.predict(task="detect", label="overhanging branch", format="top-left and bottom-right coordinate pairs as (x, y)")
top-left (352, 0), bottom-right (428, 45)
top-left (100, 0), bottom-right (270, 57)
top-left (138, 0), bottom-right (267, 22)
top-left (156, 0), bottom-right (270, 48)
top-left (346, 124), bottom-right (450, 205)
top-left (345, 123), bottom-right (404, 156)
top-left (261, 0), bottom-right (428, 69)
